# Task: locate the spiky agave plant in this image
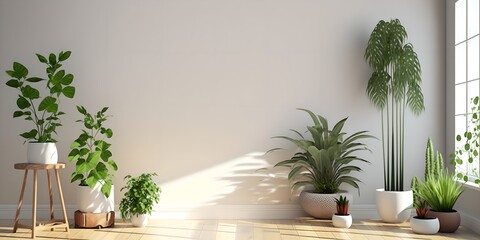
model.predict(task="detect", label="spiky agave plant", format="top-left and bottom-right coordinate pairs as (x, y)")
top-left (416, 170), bottom-right (464, 212)
top-left (271, 108), bottom-right (374, 194)
top-left (365, 19), bottom-right (424, 191)
top-left (334, 195), bottom-right (350, 215)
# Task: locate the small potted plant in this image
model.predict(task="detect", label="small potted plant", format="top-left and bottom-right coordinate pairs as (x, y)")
top-left (416, 170), bottom-right (464, 233)
top-left (410, 198), bottom-right (439, 234)
top-left (119, 173), bottom-right (161, 227)
top-left (332, 195), bottom-right (352, 228)
top-left (5, 51), bottom-right (75, 164)
top-left (68, 106), bottom-right (118, 214)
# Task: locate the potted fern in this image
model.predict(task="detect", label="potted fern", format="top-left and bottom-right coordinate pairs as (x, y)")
top-left (119, 173), bottom-right (161, 227)
top-left (68, 106), bottom-right (118, 214)
top-left (332, 195), bottom-right (352, 228)
top-left (271, 108), bottom-right (373, 219)
top-left (365, 19), bottom-right (424, 223)
top-left (4, 51), bottom-right (75, 164)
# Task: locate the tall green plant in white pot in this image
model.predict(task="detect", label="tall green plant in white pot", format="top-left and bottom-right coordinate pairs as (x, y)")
top-left (68, 106), bottom-right (118, 214)
top-left (4, 51), bottom-right (75, 164)
top-left (365, 19), bottom-right (424, 223)
top-left (271, 108), bottom-right (373, 219)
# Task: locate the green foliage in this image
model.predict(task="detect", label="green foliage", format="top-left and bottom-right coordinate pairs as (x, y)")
top-left (416, 170), bottom-right (464, 212)
top-left (365, 19), bottom-right (424, 191)
top-left (413, 198), bottom-right (429, 219)
top-left (452, 96), bottom-right (480, 185)
top-left (119, 173), bottom-right (161, 221)
top-left (271, 108), bottom-right (374, 194)
top-left (334, 195), bottom-right (349, 215)
top-left (68, 106), bottom-right (117, 198)
top-left (5, 51), bottom-right (75, 142)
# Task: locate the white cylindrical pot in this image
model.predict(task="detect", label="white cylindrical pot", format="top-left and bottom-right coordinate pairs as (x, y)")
top-left (131, 214), bottom-right (149, 227)
top-left (27, 142), bottom-right (58, 164)
top-left (332, 214), bottom-right (352, 228)
top-left (375, 189), bottom-right (412, 223)
top-left (300, 190), bottom-right (352, 219)
top-left (78, 183), bottom-right (114, 213)
top-left (410, 216), bottom-right (439, 235)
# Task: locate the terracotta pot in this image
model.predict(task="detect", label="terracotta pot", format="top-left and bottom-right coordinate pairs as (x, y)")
top-left (427, 210), bottom-right (461, 233)
top-left (299, 190), bottom-right (352, 219)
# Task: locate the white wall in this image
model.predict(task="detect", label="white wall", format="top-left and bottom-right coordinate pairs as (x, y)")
top-left (0, 0), bottom-right (445, 218)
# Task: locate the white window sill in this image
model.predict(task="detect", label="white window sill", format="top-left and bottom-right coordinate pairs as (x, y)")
top-left (461, 180), bottom-right (480, 191)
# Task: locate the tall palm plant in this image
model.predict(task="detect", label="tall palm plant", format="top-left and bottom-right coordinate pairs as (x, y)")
top-left (271, 109), bottom-right (374, 194)
top-left (365, 19), bottom-right (424, 191)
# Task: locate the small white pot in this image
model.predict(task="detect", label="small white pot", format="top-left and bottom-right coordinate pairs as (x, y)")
top-left (131, 214), bottom-right (149, 227)
top-left (27, 142), bottom-right (58, 164)
top-left (410, 216), bottom-right (439, 235)
top-left (300, 190), bottom-right (352, 219)
top-left (332, 214), bottom-right (352, 228)
top-left (375, 189), bottom-right (412, 223)
top-left (78, 183), bottom-right (114, 213)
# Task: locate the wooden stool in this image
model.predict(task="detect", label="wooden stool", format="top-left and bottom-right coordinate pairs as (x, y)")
top-left (13, 163), bottom-right (69, 239)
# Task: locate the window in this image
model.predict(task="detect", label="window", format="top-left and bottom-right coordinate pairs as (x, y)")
top-left (455, 0), bottom-right (480, 182)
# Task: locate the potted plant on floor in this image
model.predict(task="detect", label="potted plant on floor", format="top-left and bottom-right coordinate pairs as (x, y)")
top-left (4, 51), bottom-right (75, 164)
top-left (68, 106), bottom-right (118, 215)
top-left (332, 195), bottom-right (352, 228)
top-left (119, 173), bottom-right (161, 227)
top-left (365, 18), bottom-right (424, 223)
top-left (416, 170), bottom-right (464, 233)
top-left (410, 198), bottom-right (439, 234)
top-left (270, 108), bottom-right (374, 219)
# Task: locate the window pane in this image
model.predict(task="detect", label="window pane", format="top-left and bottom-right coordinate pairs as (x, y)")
top-left (456, 0), bottom-right (467, 44)
top-left (455, 115), bottom-right (468, 175)
top-left (468, 0), bottom-right (479, 38)
top-left (456, 83), bottom-right (467, 115)
top-left (468, 36), bottom-right (479, 81)
top-left (468, 80), bottom-right (479, 113)
top-left (456, 42), bottom-right (467, 84)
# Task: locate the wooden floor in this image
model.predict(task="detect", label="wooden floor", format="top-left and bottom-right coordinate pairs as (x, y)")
top-left (0, 218), bottom-right (478, 240)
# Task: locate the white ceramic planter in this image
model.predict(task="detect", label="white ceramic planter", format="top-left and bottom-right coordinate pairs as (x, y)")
top-left (78, 183), bottom-right (114, 213)
top-left (300, 190), bottom-right (352, 219)
top-left (332, 214), bottom-right (352, 228)
top-left (375, 189), bottom-right (412, 223)
top-left (410, 216), bottom-right (439, 235)
top-left (131, 214), bottom-right (149, 227)
top-left (27, 142), bottom-right (58, 164)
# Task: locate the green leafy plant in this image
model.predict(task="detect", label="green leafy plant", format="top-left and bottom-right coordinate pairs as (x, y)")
top-left (416, 170), bottom-right (464, 212)
top-left (451, 96), bottom-right (480, 184)
top-left (413, 198), bottom-right (430, 219)
top-left (5, 51), bottom-right (75, 142)
top-left (365, 19), bottom-right (424, 191)
top-left (68, 106), bottom-right (118, 198)
top-left (270, 108), bottom-right (374, 194)
top-left (411, 138), bottom-right (444, 200)
top-left (119, 173), bottom-right (161, 221)
top-left (334, 195), bottom-right (349, 215)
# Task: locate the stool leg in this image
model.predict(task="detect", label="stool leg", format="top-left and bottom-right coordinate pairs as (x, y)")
top-left (55, 169), bottom-right (69, 232)
top-left (13, 169), bottom-right (28, 233)
top-left (32, 170), bottom-right (37, 239)
top-left (47, 170), bottom-right (54, 220)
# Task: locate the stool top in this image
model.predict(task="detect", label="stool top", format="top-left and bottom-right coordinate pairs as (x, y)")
top-left (14, 162), bottom-right (66, 170)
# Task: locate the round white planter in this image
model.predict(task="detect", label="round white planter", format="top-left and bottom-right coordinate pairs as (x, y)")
top-left (410, 216), bottom-right (439, 235)
top-left (78, 183), bottom-right (114, 213)
top-left (131, 214), bottom-right (149, 227)
top-left (27, 142), bottom-right (58, 164)
top-left (300, 190), bottom-right (352, 219)
top-left (332, 214), bottom-right (352, 228)
top-left (375, 189), bottom-right (412, 223)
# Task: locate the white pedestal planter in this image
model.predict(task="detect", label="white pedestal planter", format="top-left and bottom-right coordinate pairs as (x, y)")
top-left (27, 142), bottom-right (58, 164)
top-left (410, 216), bottom-right (439, 235)
top-left (78, 184), bottom-right (114, 213)
top-left (332, 214), bottom-right (352, 228)
top-left (300, 191), bottom-right (352, 219)
top-left (131, 214), bottom-right (149, 227)
top-left (375, 189), bottom-right (412, 223)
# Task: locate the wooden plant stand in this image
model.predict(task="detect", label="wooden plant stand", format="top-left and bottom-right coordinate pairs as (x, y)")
top-left (13, 163), bottom-right (69, 239)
